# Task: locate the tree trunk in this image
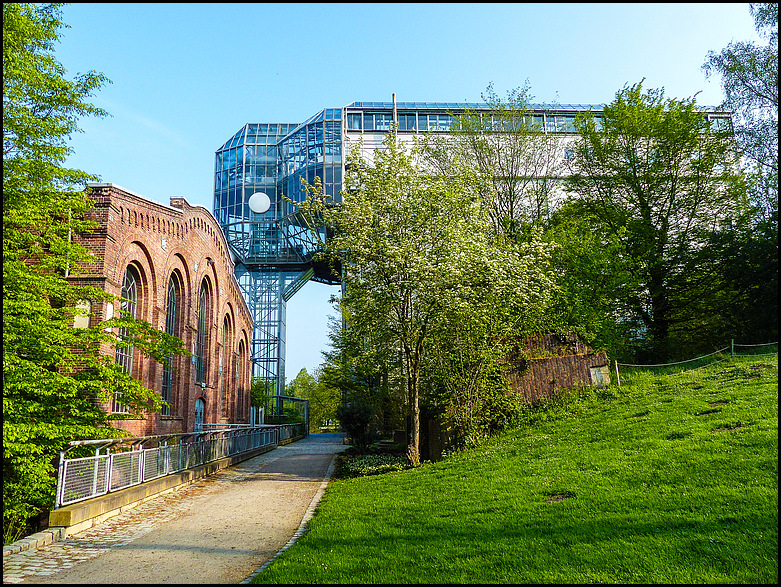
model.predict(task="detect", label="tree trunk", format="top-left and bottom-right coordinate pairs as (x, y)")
top-left (407, 364), bottom-right (421, 466)
top-left (647, 268), bottom-right (671, 361)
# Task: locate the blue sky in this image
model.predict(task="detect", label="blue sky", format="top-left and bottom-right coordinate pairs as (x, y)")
top-left (56, 3), bottom-right (762, 381)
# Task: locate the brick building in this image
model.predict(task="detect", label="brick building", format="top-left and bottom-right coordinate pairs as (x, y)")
top-left (70, 183), bottom-right (254, 436)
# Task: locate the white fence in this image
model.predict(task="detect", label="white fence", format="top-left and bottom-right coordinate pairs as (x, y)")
top-left (55, 424), bottom-right (304, 508)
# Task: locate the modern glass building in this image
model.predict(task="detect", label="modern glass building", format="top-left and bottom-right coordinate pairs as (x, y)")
top-left (214, 99), bottom-right (733, 394)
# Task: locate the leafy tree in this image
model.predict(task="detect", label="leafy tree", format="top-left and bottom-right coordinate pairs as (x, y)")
top-left (319, 319), bottom-right (403, 438)
top-left (300, 130), bottom-right (556, 462)
top-left (702, 2), bottom-right (778, 344)
top-left (285, 368), bottom-right (317, 398)
top-left (250, 377), bottom-right (275, 409)
top-left (3, 3), bottom-right (185, 543)
top-left (335, 400), bottom-right (375, 449)
top-left (565, 81), bottom-right (749, 360)
top-left (285, 368), bottom-right (341, 433)
top-left (418, 82), bottom-right (565, 237)
top-left (544, 201), bottom-right (641, 361)
top-left (703, 2), bottom-right (778, 218)
top-left (305, 368), bottom-right (344, 433)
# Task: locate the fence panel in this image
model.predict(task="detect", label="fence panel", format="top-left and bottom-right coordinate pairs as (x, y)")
top-left (56, 426), bottom-right (290, 509)
top-left (109, 451), bottom-right (143, 492)
top-left (59, 456), bottom-right (110, 506)
top-left (142, 446), bottom-right (170, 481)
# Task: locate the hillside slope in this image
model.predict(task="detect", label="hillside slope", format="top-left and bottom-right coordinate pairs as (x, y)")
top-left (254, 354), bottom-right (778, 584)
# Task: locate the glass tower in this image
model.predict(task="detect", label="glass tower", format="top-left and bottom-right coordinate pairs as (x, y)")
top-left (214, 100), bottom-right (732, 394)
top-left (214, 113), bottom-right (343, 395)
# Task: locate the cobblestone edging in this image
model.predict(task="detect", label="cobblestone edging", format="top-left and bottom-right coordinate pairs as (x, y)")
top-left (3, 528), bottom-right (67, 558)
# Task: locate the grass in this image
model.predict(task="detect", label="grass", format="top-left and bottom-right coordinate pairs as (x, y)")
top-left (252, 354), bottom-right (778, 584)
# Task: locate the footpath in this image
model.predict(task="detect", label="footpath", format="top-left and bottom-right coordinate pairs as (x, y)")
top-left (3, 433), bottom-right (348, 584)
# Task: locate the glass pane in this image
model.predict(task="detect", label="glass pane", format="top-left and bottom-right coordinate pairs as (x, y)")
top-left (375, 114), bottom-right (392, 131)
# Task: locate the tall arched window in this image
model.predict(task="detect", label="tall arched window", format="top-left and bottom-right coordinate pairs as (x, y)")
top-left (161, 275), bottom-right (178, 416)
top-left (219, 316), bottom-right (230, 417)
top-left (114, 265), bottom-right (139, 413)
top-left (236, 340), bottom-right (245, 421)
top-left (195, 280), bottom-right (210, 384)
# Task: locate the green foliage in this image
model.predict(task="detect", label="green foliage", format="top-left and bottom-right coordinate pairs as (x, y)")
top-left (545, 201), bottom-right (644, 361)
top-left (2, 3), bottom-right (187, 543)
top-left (336, 400), bottom-right (376, 449)
top-left (298, 129), bottom-right (558, 460)
top-left (289, 368), bottom-right (342, 433)
top-left (250, 378), bottom-right (275, 409)
top-left (424, 309), bottom-right (519, 447)
top-left (419, 81), bottom-right (565, 235)
top-left (566, 80), bottom-right (750, 361)
top-left (702, 3), bottom-right (778, 345)
top-left (336, 454), bottom-right (411, 479)
top-left (285, 368), bottom-right (316, 398)
top-left (703, 3), bottom-right (778, 219)
top-left (319, 310), bottom-right (405, 435)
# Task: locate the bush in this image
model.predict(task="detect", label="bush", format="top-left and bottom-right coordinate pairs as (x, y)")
top-left (336, 400), bottom-right (375, 448)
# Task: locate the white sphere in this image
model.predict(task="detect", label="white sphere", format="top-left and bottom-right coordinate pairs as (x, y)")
top-left (248, 192), bottom-right (271, 214)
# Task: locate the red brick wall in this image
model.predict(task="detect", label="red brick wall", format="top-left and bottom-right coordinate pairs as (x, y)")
top-left (506, 333), bottom-right (610, 405)
top-left (70, 184), bottom-right (253, 436)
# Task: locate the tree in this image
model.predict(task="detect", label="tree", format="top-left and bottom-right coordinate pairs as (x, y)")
top-left (285, 368), bottom-right (341, 433)
top-left (418, 82), bottom-right (565, 238)
top-left (319, 318), bottom-right (403, 438)
top-left (703, 2), bottom-right (778, 218)
top-left (250, 378), bottom-right (275, 407)
top-left (702, 2), bottom-right (778, 344)
top-left (3, 4), bottom-right (185, 543)
top-left (544, 200), bottom-right (642, 361)
top-left (300, 130), bottom-right (556, 463)
top-left (305, 370), bottom-right (342, 433)
top-left (565, 81), bottom-right (749, 360)
top-left (285, 368), bottom-right (317, 399)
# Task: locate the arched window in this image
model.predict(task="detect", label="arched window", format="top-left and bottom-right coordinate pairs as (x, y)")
top-left (237, 340), bottom-right (246, 421)
top-left (161, 275), bottom-right (178, 415)
top-left (219, 316), bottom-right (229, 416)
top-left (195, 280), bottom-right (210, 383)
top-left (114, 265), bottom-right (139, 413)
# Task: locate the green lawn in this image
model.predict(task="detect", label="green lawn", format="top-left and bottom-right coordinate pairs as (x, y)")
top-left (253, 354), bottom-right (778, 584)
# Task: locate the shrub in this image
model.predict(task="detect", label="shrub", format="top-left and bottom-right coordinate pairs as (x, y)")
top-left (336, 400), bottom-right (375, 448)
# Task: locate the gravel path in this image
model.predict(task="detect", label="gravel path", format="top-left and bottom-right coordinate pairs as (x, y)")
top-left (3, 433), bottom-right (347, 584)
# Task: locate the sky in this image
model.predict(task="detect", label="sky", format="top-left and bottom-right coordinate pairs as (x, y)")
top-left (55, 3), bottom-right (763, 382)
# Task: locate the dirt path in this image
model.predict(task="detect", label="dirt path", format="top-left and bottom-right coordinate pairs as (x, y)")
top-left (8, 433), bottom-right (347, 584)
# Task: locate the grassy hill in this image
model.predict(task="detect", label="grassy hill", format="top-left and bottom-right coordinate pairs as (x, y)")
top-left (253, 353), bottom-right (778, 584)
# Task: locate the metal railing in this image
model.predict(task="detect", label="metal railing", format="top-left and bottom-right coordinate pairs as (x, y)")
top-left (54, 423), bottom-right (306, 509)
